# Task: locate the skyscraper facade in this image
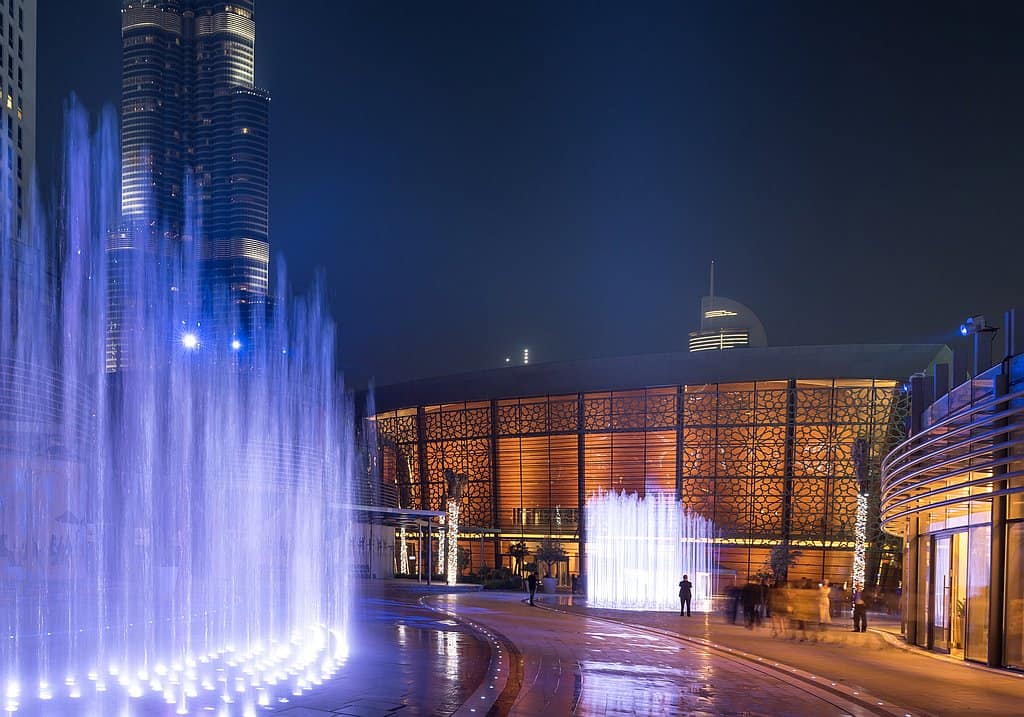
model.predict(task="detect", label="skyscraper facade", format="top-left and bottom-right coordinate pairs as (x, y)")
top-left (1, 0), bottom-right (35, 238)
top-left (113, 1), bottom-right (269, 369)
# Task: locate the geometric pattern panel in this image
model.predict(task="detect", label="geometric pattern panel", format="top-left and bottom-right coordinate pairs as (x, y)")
top-left (374, 379), bottom-right (901, 555)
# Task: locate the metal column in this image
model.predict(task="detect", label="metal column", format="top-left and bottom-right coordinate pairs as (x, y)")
top-left (417, 524), bottom-right (422, 583)
top-left (577, 393), bottom-right (586, 577)
top-left (988, 363), bottom-right (1010, 667)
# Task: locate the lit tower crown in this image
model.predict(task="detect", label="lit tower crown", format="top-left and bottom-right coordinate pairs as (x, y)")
top-left (688, 261), bottom-right (767, 352)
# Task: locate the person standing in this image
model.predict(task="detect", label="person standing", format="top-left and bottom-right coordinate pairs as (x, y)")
top-left (852, 583), bottom-right (868, 632)
top-left (527, 570), bottom-right (538, 606)
top-left (818, 580), bottom-right (832, 627)
top-left (571, 573), bottom-right (578, 595)
top-left (678, 574), bottom-right (693, 616)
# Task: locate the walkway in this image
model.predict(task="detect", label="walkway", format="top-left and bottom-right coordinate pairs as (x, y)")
top-left (444, 594), bottom-right (1019, 717)
top-left (95, 583), bottom-right (1018, 717)
top-left (429, 592), bottom-right (910, 717)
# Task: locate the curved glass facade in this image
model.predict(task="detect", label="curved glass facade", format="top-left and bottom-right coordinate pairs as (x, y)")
top-left (375, 377), bottom-right (904, 587)
top-left (882, 353), bottom-right (1024, 668)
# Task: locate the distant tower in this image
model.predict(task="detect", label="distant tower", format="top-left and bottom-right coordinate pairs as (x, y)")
top-left (112, 1), bottom-right (270, 370)
top-left (0, 1), bottom-right (35, 239)
top-left (688, 262), bottom-right (767, 352)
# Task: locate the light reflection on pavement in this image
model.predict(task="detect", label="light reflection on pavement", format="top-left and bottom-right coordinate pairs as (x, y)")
top-left (434, 592), bottom-right (892, 717)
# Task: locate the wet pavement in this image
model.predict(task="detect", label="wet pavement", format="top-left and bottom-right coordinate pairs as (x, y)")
top-left (0, 582), bottom-right (492, 717)
top-left (265, 584), bottom-right (492, 717)
top-left (274, 584), bottom-right (1024, 717)
top-left (34, 582), bottom-right (1017, 716)
top-left (432, 592), bottom-right (898, 716)
top-left (539, 594), bottom-right (1024, 717)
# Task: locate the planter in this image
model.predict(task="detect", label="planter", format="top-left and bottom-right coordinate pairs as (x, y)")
top-left (541, 576), bottom-right (557, 594)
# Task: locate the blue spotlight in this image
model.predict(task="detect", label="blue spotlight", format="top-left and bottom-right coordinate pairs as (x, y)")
top-left (960, 315), bottom-right (988, 336)
top-left (181, 333), bottom-right (199, 350)
top-left (231, 339), bottom-right (242, 351)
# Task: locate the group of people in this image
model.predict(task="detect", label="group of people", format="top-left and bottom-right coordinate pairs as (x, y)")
top-left (529, 567), bottom-right (873, 637)
top-left (723, 577), bottom-right (871, 638)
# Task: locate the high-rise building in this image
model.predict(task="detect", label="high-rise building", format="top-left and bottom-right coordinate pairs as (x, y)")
top-left (1, 0), bottom-right (35, 237)
top-left (112, 1), bottom-right (269, 369)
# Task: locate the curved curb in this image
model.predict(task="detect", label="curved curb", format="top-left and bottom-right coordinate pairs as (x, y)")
top-left (419, 594), bottom-right (519, 717)
top-left (871, 627), bottom-right (1024, 680)
top-left (533, 600), bottom-right (925, 717)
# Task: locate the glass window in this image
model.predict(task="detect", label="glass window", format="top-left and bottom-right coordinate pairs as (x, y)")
top-left (965, 525), bottom-right (990, 662)
top-left (1005, 522), bottom-right (1024, 668)
top-left (915, 536), bottom-right (929, 647)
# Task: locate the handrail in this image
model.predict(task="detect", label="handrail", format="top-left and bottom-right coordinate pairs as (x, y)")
top-left (880, 422), bottom-right (1009, 494)
top-left (881, 430), bottom-right (1017, 495)
top-left (880, 379), bottom-right (1024, 533)
top-left (881, 477), bottom-right (1024, 526)
top-left (883, 451), bottom-right (1023, 514)
top-left (881, 384), bottom-right (1024, 474)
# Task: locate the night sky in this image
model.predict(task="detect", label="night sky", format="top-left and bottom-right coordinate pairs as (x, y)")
top-left (39, 2), bottom-right (1024, 386)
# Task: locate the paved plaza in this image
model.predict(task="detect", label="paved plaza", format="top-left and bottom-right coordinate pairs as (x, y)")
top-left (263, 583), bottom-right (1023, 717)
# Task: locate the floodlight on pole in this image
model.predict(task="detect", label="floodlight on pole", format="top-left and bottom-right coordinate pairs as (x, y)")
top-left (960, 315), bottom-right (993, 336)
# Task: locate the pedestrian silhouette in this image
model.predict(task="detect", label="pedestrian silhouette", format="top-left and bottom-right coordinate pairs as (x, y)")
top-left (678, 574), bottom-right (693, 616)
top-left (852, 583), bottom-right (868, 632)
top-left (527, 571), bottom-right (538, 606)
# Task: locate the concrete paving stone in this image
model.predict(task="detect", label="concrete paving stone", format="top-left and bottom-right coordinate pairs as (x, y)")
top-left (331, 704), bottom-right (405, 717)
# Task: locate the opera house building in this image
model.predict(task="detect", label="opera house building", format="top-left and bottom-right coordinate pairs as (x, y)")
top-left (370, 302), bottom-right (947, 593)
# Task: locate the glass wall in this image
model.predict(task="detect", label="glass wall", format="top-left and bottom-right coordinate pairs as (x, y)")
top-left (966, 525), bottom-right (990, 662)
top-left (1006, 522), bottom-right (1024, 669)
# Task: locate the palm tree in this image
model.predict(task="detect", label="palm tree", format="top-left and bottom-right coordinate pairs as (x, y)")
top-left (509, 540), bottom-right (529, 575)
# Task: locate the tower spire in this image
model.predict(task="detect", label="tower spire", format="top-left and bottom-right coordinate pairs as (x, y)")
top-left (701, 260), bottom-right (716, 331)
top-left (709, 260), bottom-right (715, 303)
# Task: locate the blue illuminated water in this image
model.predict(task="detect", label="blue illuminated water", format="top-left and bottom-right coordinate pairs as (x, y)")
top-left (0, 102), bottom-right (353, 714)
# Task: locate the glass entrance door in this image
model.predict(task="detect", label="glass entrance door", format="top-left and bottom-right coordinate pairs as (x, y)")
top-left (932, 536), bottom-right (951, 652)
top-left (950, 532), bottom-right (968, 657)
top-left (930, 532), bottom-right (968, 655)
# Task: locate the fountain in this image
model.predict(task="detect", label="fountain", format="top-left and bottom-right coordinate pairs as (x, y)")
top-left (585, 491), bottom-right (714, 612)
top-left (0, 102), bottom-right (353, 714)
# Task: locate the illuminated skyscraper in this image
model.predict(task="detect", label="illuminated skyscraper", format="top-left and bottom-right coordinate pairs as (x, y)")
top-left (0, 0), bottom-right (35, 238)
top-left (113, 1), bottom-right (269, 369)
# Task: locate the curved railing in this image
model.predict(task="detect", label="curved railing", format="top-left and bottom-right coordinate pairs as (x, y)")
top-left (880, 384), bottom-right (1024, 534)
